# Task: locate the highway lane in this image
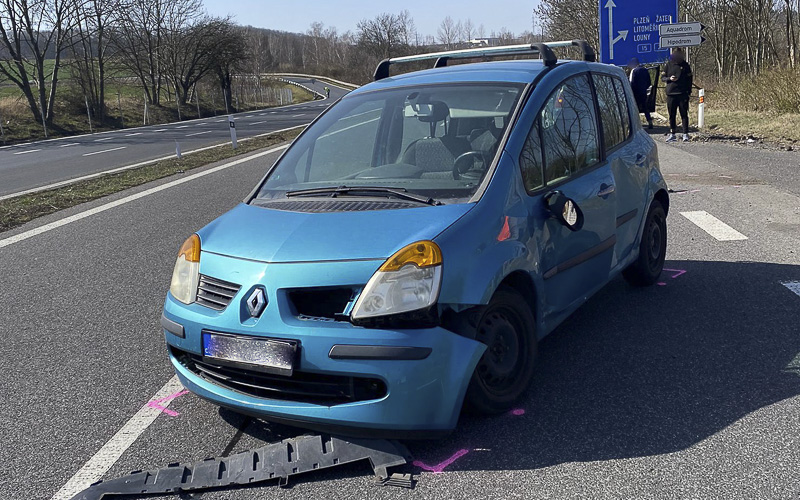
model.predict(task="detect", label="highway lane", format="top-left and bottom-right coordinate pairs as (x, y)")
top-left (0, 80), bottom-right (350, 199)
top-left (0, 139), bottom-right (798, 499)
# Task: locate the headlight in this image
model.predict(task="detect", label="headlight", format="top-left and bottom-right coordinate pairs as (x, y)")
top-left (351, 241), bottom-right (443, 320)
top-left (169, 234), bottom-right (201, 304)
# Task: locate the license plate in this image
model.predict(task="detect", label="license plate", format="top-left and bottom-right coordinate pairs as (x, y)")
top-left (202, 332), bottom-right (297, 376)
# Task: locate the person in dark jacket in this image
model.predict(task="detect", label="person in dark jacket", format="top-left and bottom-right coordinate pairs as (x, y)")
top-left (661, 47), bottom-right (693, 142)
top-left (628, 58), bottom-right (653, 129)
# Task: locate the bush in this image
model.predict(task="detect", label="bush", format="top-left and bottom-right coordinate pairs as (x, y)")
top-left (713, 66), bottom-right (800, 113)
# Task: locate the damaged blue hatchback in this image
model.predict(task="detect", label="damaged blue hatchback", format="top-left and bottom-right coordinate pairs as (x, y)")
top-left (161, 41), bottom-right (668, 438)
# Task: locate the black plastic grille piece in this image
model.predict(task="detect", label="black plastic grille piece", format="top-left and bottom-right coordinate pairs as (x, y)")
top-left (254, 199), bottom-right (419, 213)
top-left (172, 347), bottom-right (387, 406)
top-left (287, 287), bottom-right (355, 321)
top-left (196, 275), bottom-right (241, 311)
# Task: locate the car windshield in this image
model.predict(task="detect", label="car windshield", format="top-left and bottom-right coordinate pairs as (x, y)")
top-left (254, 83), bottom-right (525, 204)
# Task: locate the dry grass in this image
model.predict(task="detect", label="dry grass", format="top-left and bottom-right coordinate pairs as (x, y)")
top-left (0, 127), bottom-right (303, 233)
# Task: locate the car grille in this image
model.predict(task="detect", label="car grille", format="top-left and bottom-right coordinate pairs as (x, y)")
top-left (287, 287), bottom-right (355, 321)
top-left (172, 347), bottom-right (387, 406)
top-left (196, 275), bottom-right (241, 311)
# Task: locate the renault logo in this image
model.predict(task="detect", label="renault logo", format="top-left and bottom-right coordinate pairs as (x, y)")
top-left (246, 288), bottom-right (267, 318)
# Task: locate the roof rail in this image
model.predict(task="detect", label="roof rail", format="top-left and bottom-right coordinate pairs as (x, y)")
top-left (373, 40), bottom-right (596, 81)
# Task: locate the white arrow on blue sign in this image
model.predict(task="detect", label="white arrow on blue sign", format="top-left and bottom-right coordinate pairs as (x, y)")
top-left (599, 0), bottom-right (679, 66)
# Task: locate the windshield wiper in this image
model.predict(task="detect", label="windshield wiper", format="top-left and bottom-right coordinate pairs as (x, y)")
top-left (285, 186), bottom-right (443, 206)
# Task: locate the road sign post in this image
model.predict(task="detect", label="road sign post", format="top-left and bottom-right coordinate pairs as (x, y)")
top-left (599, 0), bottom-right (678, 66)
top-left (228, 115), bottom-right (238, 149)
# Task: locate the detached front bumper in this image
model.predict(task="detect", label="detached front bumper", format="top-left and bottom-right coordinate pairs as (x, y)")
top-left (161, 253), bottom-right (485, 438)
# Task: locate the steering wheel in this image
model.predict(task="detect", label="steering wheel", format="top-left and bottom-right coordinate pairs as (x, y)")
top-left (453, 151), bottom-right (487, 180)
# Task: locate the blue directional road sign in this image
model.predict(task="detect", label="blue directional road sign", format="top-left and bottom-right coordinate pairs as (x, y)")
top-left (599, 0), bottom-right (678, 66)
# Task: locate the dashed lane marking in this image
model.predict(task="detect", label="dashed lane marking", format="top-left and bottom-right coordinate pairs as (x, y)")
top-left (13, 149), bottom-right (41, 155)
top-left (49, 376), bottom-right (184, 500)
top-left (59, 143), bottom-right (80, 148)
top-left (185, 130), bottom-right (212, 137)
top-left (125, 132), bottom-right (142, 137)
top-left (94, 137), bottom-right (113, 142)
top-left (83, 146), bottom-right (126, 157)
top-left (680, 211), bottom-right (748, 241)
top-left (783, 281), bottom-right (800, 297)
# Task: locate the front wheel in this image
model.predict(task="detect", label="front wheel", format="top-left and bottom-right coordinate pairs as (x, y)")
top-left (623, 200), bottom-right (667, 286)
top-left (463, 286), bottom-right (537, 415)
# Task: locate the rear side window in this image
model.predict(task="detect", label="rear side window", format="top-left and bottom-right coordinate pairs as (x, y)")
top-left (593, 74), bottom-right (627, 151)
top-left (519, 118), bottom-right (544, 191)
top-left (612, 77), bottom-right (632, 138)
top-left (539, 74), bottom-right (600, 185)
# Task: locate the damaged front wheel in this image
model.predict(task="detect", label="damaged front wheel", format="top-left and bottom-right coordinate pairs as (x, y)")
top-left (463, 286), bottom-right (537, 415)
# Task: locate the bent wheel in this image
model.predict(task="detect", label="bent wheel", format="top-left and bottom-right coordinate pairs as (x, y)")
top-left (623, 199), bottom-right (667, 286)
top-left (464, 286), bottom-right (537, 415)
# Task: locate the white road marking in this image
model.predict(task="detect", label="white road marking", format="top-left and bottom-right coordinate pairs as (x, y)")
top-left (0, 143), bottom-right (291, 249)
top-left (0, 124), bottom-right (305, 203)
top-left (94, 137), bottom-right (113, 142)
top-left (59, 143), bottom-right (80, 148)
top-left (783, 281), bottom-right (800, 297)
top-left (49, 376), bottom-right (184, 500)
top-left (13, 149), bottom-right (41, 155)
top-left (185, 130), bottom-right (211, 137)
top-left (251, 121), bottom-right (267, 125)
top-left (82, 146), bottom-right (127, 157)
top-left (153, 129), bottom-right (168, 132)
top-left (214, 119), bottom-right (225, 122)
top-left (125, 132), bottom-right (142, 137)
top-left (292, 114), bottom-right (304, 117)
top-left (680, 211), bottom-right (748, 241)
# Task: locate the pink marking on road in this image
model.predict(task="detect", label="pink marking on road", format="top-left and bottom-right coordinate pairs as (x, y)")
top-left (146, 389), bottom-right (189, 417)
top-left (510, 408), bottom-right (525, 416)
top-left (689, 189), bottom-right (702, 193)
top-left (413, 449), bottom-right (469, 474)
top-left (657, 282), bottom-right (667, 286)
top-left (662, 269), bottom-right (687, 279)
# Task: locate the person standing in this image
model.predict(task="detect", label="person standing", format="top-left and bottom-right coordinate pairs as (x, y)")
top-left (628, 58), bottom-right (653, 129)
top-left (662, 47), bottom-right (693, 143)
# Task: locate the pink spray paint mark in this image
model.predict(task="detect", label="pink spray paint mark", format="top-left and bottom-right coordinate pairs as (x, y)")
top-left (657, 282), bottom-right (667, 286)
top-left (147, 389), bottom-right (189, 417)
top-left (510, 408), bottom-right (526, 416)
top-left (413, 449), bottom-right (469, 474)
top-left (662, 269), bottom-right (687, 279)
top-left (689, 189), bottom-right (702, 193)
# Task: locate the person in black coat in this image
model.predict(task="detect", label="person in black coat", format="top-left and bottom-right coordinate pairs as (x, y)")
top-left (628, 58), bottom-right (653, 129)
top-left (661, 47), bottom-right (693, 142)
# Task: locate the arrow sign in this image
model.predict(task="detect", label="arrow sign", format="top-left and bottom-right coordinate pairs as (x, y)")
top-left (660, 34), bottom-right (706, 48)
top-left (659, 22), bottom-right (705, 36)
top-left (604, 0), bottom-right (630, 60)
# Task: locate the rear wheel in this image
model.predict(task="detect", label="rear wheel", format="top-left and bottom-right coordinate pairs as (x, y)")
top-left (463, 287), bottom-right (537, 414)
top-left (623, 200), bottom-right (667, 286)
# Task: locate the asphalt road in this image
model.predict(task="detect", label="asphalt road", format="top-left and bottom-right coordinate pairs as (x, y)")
top-left (0, 77), bottom-right (349, 199)
top-left (0, 134), bottom-right (798, 499)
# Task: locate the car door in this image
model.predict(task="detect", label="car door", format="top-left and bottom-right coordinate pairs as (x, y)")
top-left (592, 71), bottom-right (651, 267)
top-left (518, 73), bottom-right (617, 316)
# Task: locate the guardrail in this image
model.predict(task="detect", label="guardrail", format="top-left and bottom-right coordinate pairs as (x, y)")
top-left (267, 73), bottom-right (360, 90)
top-left (271, 77), bottom-right (326, 100)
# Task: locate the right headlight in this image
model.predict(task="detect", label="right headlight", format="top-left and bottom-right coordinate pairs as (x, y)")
top-left (169, 234), bottom-right (200, 304)
top-left (351, 241), bottom-right (443, 320)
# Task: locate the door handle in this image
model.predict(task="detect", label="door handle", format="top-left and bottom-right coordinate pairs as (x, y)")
top-left (635, 153), bottom-right (647, 167)
top-left (597, 184), bottom-right (615, 198)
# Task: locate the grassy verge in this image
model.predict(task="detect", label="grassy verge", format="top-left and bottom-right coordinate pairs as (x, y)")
top-left (0, 127), bottom-right (303, 233)
top-left (0, 82), bottom-right (315, 146)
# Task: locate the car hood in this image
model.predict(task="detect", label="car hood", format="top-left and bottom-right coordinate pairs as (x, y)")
top-left (197, 202), bottom-right (474, 263)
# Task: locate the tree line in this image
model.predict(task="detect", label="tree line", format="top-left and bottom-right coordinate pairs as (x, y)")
top-left (0, 2), bottom-right (536, 129)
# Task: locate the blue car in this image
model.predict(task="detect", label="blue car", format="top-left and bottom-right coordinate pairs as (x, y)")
top-left (162, 41), bottom-right (668, 438)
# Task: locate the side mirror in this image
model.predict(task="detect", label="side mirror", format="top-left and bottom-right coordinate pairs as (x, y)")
top-left (545, 191), bottom-right (584, 231)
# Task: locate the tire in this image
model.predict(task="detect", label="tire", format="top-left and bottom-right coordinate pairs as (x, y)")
top-left (623, 200), bottom-right (667, 287)
top-left (463, 286), bottom-right (538, 415)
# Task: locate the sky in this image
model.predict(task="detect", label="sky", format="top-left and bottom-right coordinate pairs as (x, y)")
top-left (203, 0), bottom-right (537, 39)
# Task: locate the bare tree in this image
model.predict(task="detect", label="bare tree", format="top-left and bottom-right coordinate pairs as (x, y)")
top-left (0, 0), bottom-right (78, 124)
top-left (438, 16), bottom-right (462, 49)
top-left (463, 18), bottom-right (475, 42)
top-left (356, 12), bottom-right (412, 59)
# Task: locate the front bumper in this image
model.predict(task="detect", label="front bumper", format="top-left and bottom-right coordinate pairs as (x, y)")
top-left (162, 252), bottom-right (485, 437)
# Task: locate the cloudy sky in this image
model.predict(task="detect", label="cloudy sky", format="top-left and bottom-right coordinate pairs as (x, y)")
top-left (203, 0), bottom-right (537, 38)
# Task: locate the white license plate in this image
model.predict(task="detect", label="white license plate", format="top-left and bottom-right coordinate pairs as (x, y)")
top-left (202, 332), bottom-right (297, 376)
